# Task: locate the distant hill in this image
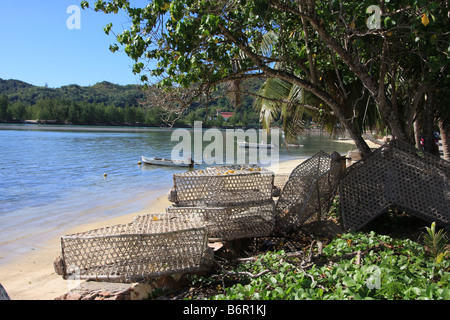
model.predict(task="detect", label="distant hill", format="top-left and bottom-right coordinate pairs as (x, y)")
top-left (0, 77), bottom-right (267, 127)
top-left (0, 79), bottom-right (145, 108)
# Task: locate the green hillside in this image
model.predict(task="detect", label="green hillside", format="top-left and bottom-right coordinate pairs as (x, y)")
top-left (0, 78), bottom-right (265, 128)
top-left (0, 79), bottom-right (145, 108)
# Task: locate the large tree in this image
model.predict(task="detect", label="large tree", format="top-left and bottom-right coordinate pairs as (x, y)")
top-left (82, 0), bottom-right (450, 157)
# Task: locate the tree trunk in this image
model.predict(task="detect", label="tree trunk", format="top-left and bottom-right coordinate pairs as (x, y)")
top-left (422, 92), bottom-right (440, 156)
top-left (345, 125), bottom-right (373, 157)
top-left (439, 120), bottom-right (449, 160)
top-left (219, 23), bottom-right (374, 156)
top-left (414, 117), bottom-right (422, 150)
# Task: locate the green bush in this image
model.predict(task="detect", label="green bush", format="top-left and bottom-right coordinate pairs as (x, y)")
top-left (205, 232), bottom-right (449, 300)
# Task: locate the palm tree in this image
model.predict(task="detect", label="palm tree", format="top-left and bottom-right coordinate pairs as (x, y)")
top-left (254, 73), bottom-right (388, 148)
top-left (255, 77), bottom-right (325, 144)
top-left (250, 27), bottom-right (386, 149)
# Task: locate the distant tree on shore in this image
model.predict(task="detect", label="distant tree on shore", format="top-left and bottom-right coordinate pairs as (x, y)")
top-left (0, 95), bottom-right (10, 120)
top-left (0, 79), bottom-right (261, 128)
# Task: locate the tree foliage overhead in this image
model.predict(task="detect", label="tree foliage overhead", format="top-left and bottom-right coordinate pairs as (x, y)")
top-left (83, 0), bottom-right (449, 156)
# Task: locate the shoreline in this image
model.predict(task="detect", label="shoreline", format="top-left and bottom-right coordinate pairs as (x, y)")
top-left (0, 193), bottom-right (172, 300)
top-left (0, 186), bottom-right (172, 267)
top-left (0, 122), bottom-right (333, 133)
top-left (0, 139), bottom-right (366, 300)
top-left (0, 123), bottom-right (176, 133)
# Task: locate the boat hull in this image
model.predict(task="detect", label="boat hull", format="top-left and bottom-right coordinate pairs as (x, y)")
top-left (141, 156), bottom-right (191, 167)
top-left (237, 141), bottom-right (278, 149)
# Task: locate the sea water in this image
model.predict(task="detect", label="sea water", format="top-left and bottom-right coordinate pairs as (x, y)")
top-left (0, 124), bottom-right (356, 265)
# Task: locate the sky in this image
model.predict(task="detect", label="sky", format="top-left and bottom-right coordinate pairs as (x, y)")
top-left (0, 0), bottom-right (152, 88)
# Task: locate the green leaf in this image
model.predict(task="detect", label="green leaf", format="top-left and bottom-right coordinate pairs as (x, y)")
top-left (274, 287), bottom-right (284, 297)
top-left (170, 2), bottom-right (183, 21)
top-left (104, 23), bottom-right (113, 35)
top-left (109, 44), bottom-right (119, 53)
top-left (342, 276), bottom-right (357, 287)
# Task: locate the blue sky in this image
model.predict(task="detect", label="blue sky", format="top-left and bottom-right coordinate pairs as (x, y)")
top-left (0, 0), bottom-right (151, 88)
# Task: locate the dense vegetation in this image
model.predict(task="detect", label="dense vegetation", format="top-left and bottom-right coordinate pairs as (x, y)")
top-left (179, 203), bottom-right (449, 301)
top-left (207, 231), bottom-right (449, 300)
top-left (0, 78), bottom-right (265, 127)
top-left (0, 79), bottom-right (144, 108)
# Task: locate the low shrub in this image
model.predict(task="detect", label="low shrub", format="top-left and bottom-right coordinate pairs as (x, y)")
top-left (205, 231), bottom-right (449, 300)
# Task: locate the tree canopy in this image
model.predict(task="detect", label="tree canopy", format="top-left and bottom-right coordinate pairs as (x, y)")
top-left (82, 0), bottom-right (450, 156)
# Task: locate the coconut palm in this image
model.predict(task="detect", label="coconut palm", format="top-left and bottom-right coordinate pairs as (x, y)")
top-left (251, 27), bottom-right (387, 147)
top-left (255, 72), bottom-right (388, 147)
top-left (255, 77), bottom-right (324, 144)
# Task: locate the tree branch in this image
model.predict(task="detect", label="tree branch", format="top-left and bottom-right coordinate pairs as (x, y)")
top-left (218, 23), bottom-right (372, 155)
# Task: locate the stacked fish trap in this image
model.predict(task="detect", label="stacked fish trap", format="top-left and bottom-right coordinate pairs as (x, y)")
top-left (59, 213), bottom-right (209, 282)
top-left (171, 166), bottom-right (274, 207)
top-left (274, 151), bottom-right (344, 234)
top-left (57, 153), bottom-right (348, 282)
top-left (168, 166), bottom-right (276, 240)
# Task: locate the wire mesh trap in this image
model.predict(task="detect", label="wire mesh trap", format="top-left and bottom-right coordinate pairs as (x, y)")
top-left (57, 153), bottom-right (349, 283)
top-left (0, 284), bottom-right (10, 301)
top-left (274, 151), bottom-right (344, 234)
top-left (339, 139), bottom-right (450, 231)
top-left (166, 202), bottom-right (275, 240)
top-left (273, 172), bottom-right (290, 191)
top-left (59, 213), bottom-right (209, 282)
top-left (171, 166), bottom-right (275, 207)
top-left (167, 165), bottom-right (276, 240)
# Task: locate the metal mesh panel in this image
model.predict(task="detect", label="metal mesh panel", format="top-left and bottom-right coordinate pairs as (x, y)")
top-left (274, 173), bottom-right (290, 190)
top-left (340, 140), bottom-right (450, 231)
top-left (274, 151), bottom-right (343, 234)
top-left (60, 213), bottom-right (208, 282)
top-left (172, 167), bottom-right (274, 207)
top-left (0, 284), bottom-right (10, 300)
top-left (166, 202), bottom-right (275, 240)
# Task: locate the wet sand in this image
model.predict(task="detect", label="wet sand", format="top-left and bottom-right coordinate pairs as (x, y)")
top-left (0, 194), bottom-right (171, 300)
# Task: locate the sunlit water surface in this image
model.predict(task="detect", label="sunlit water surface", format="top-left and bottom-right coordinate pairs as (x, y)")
top-left (0, 124), bottom-right (355, 265)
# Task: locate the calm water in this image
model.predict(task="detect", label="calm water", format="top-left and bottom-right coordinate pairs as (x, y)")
top-left (0, 124), bottom-right (355, 265)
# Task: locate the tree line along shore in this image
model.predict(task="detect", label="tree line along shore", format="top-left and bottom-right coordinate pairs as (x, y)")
top-left (0, 78), bottom-right (272, 129)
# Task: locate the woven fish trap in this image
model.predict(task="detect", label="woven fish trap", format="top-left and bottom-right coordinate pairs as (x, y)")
top-left (273, 173), bottom-right (291, 190)
top-left (0, 284), bottom-right (10, 301)
top-left (171, 167), bottom-right (274, 207)
top-left (206, 164), bottom-right (264, 171)
top-left (274, 151), bottom-right (343, 234)
top-left (340, 140), bottom-right (450, 231)
top-left (166, 202), bottom-right (275, 240)
top-left (60, 213), bottom-right (208, 282)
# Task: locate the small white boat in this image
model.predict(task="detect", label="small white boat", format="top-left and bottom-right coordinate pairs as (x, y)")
top-left (237, 141), bottom-right (278, 149)
top-left (286, 143), bottom-right (304, 147)
top-left (141, 156), bottom-right (194, 167)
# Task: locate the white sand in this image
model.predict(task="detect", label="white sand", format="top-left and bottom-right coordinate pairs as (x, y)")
top-left (0, 195), bottom-right (171, 300)
top-left (333, 137), bottom-right (381, 149)
top-left (0, 137), bottom-right (371, 300)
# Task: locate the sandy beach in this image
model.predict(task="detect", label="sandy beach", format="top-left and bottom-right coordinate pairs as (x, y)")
top-left (0, 194), bottom-right (172, 300)
top-left (0, 138), bottom-right (373, 300)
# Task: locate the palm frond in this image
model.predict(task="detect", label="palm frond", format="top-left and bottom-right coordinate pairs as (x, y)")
top-left (254, 77), bottom-right (315, 143)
